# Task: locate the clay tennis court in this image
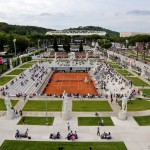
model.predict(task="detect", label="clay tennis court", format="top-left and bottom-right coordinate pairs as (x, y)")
top-left (43, 72), bottom-right (98, 96)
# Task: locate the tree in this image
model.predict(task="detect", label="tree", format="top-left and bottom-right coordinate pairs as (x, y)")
top-left (101, 43), bottom-right (112, 49)
top-left (98, 39), bottom-right (112, 49)
top-left (53, 38), bottom-right (58, 52)
top-left (16, 35), bottom-right (29, 54)
top-left (63, 38), bottom-right (70, 53)
top-left (0, 32), bottom-right (7, 50)
top-left (79, 41), bottom-right (83, 52)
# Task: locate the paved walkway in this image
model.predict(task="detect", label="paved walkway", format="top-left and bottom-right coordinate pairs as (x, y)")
top-left (0, 96), bottom-right (150, 150)
top-left (0, 114), bottom-right (150, 150)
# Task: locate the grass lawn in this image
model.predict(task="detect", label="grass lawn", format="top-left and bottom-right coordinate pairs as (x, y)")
top-left (78, 117), bottom-right (114, 126)
top-left (134, 116), bottom-right (150, 126)
top-left (116, 70), bottom-right (134, 76)
top-left (108, 62), bottom-right (116, 65)
top-left (119, 100), bottom-right (150, 111)
top-left (110, 64), bottom-right (120, 69)
top-left (0, 99), bottom-right (18, 110)
top-left (19, 63), bottom-right (33, 68)
top-left (73, 101), bottom-right (112, 112)
top-left (126, 77), bottom-right (150, 86)
top-left (18, 116), bottom-right (54, 126)
top-left (133, 70), bottom-right (141, 76)
top-left (0, 140), bottom-right (127, 150)
top-left (0, 76), bottom-right (15, 86)
top-left (141, 89), bottom-right (150, 98)
top-left (23, 100), bottom-right (62, 111)
top-left (28, 61), bottom-right (37, 64)
top-left (7, 69), bottom-right (25, 75)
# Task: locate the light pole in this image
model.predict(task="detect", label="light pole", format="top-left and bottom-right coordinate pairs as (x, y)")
top-left (125, 40), bottom-right (128, 50)
top-left (13, 39), bottom-right (16, 57)
top-left (45, 99), bottom-right (48, 125)
top-left (38, 39), bottom-right (39, 51)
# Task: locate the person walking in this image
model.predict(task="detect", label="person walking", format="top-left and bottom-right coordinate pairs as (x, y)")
top-left (67, 123), bottom-right (70, 131)
top-left (19, 110), bottom-right (23, 117)
top-left (15, 110), bottom-right (18, 118)
top-left (97, 127), bottom-right (100, 136)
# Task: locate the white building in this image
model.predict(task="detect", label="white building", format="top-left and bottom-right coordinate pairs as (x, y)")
top-left (46, 30), bottom-right (106, 36)
top-left (120, 32), bottom-right (150, 37)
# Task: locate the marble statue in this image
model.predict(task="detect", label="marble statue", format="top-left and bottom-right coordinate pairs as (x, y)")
top-left (86, 52), bottom-right (89, 60)
top-left (4, 95), bottom-right (15, 119)
top-left (118, 94), bottom-right (128, 120)
top-left (69, 52), bottom-right (75, 61)
top-left (62, 90), bottom-right (72, 120)
top-left (121, 95), bottom-right (128, 112)
top-left (5, 95), bottom-right (12, 111)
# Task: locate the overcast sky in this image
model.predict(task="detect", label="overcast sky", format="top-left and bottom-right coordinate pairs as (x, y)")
top-left (0, 0), bottom-right (150, 32)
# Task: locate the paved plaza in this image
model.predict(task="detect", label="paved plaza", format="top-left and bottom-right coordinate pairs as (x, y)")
top-left (0, 55), bottom-right (150, 150)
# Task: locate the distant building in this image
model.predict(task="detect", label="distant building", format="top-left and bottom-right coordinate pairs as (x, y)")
top-left (120, 32), bottom-right (150, 37)
top-left (46, 30), bottom-right (106, 36)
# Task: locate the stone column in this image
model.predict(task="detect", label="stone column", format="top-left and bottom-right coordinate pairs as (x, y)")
top-left (62, 96), bottom-right (72, 120)
top-left (20, 57), bottom-right (22, 64)
top-left (6, 109), bottom-right (15, 119)
top-left (9, 59), bottom-right (13, 70)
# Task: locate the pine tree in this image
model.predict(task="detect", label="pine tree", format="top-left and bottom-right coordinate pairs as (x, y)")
top-left (53, 38), bottom-right (58, 52)
top-left (79, 41), bottom-right (83, 52)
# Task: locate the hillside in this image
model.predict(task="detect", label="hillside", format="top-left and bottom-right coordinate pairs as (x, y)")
top-left (0, 22), bottom-right (54, 35)
top-left (0, 22), bottom-right (119, 37)
top-left (67, 26), bottom-right (119, 37)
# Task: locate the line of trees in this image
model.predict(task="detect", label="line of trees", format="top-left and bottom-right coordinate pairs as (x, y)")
top-left (98, 35), bottom-right (150, 60)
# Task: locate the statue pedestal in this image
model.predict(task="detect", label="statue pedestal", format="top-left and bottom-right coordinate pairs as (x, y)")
top-left (118, 111), bottom-right (127, 120)
top-left (141, 71), bottom-right (145, 77)
top-left (128, 65), bottom-right (132, 70)
top-left (62, 111), bottom-right (71, 120)
top-left (6, 109), bottom-right (15, 119)
top-left (20, 57), bottom-right (22, 64)
top-left (10, 59), bottom-right (13, 70)
top-left (62, 95), bottom-right (72, 120)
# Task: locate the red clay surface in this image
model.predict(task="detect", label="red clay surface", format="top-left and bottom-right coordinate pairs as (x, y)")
top-left (44, 72), bottom-right (98, 95)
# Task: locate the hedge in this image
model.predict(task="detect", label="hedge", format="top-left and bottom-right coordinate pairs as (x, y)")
top-left (0, 54), bottom-right (14, 58)
top-left (12, 58), bottom-right (20, 68)
top-left (0, 64), bottom-right (8, 74)
top-left (21, 56), bottom-right (32, 63)
top-left (29, 50), bottom-right (45, 56)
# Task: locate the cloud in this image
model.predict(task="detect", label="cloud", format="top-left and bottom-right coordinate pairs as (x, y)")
top-left (39, 13), bottom-right (51, 16)
top-left (127, 10), bottom-right (150, 16)
top-left (0, 0), bottom-right (150, 32)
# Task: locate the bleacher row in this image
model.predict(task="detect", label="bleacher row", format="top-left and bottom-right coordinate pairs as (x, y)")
top-left (5, 62), bottom-right (51, 96)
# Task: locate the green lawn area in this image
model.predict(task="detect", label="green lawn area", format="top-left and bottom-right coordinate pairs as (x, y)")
top-left (23, 100), bottom-right (62, 111)
top-left (7, 69), bottom-right (25, 75)
top-left (116, 69), bottom-right (134, 76)
top-left (141, 89), bottom-right (150, 98)
top-left (23, 100), bottom-right (112, 112)
top-left (73, 101), bottom-right (112, 112)
top-left (0, 140), bottom-right (127, 150)
top-left (28, 61), bottom-right (37, 64)
top-left (0, 99), bottom-right (18, 110)
top-left (133, 70), bottom-right (141, 76)
top-left (110, 64), bottom-right (120, 69)
top-left (78, 117), bottom-right (114, 126)
top-left (0, 76), bottom-right (15, 86)
top-left (108, 62), bottom-right (116, 65)
top-left (126, 77), bottom-right (150, 86)
top-left (18, 117), bottom-right (54, 126)
top-left (19, 63), bottom-right (33, 68)
top-left (134, 116), bottom-right (150, 126)
top-left (120, 100), bottom-right (150, 111)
